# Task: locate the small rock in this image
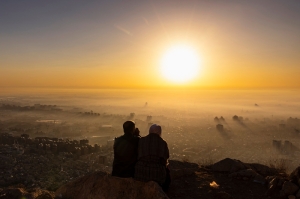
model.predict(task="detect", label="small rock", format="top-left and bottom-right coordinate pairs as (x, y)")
top-left (265, 176), bottom-right (275, 183)
top-left (210, 181), bottom-right (219, 189)
top-left (269, 177), bottom-right (279, 189)
top-left (253, 174), bottom-right (266, 185)
top-left (288, 195), bottom-right (296, 199)
top-left (281, 181), bottom-right (299, 196)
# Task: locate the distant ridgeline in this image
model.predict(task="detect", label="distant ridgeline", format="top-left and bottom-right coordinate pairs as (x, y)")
top-left (0, 103), bottom-right (104, 117)
top-left (1, 104), bottom-right (63, 111)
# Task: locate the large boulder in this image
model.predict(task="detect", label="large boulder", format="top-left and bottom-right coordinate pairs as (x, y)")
top-left (247, 163), bottom-right (277, 177)
top-left (169, 160), bottom-right (198, 170)
top-left (55, 171), bottom-right (169, 199)
top-left (169, 160), bottom-right (198, 179)
top-left (229, 169), bottom-right (257, 178)
top-left (171, 168), bottom-right (195, 180)
top-left (211, 158), bottom-right (248, 173)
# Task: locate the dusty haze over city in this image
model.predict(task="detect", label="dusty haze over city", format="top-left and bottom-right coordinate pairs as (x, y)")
top-left (1, 88), bottom-right (300, 171)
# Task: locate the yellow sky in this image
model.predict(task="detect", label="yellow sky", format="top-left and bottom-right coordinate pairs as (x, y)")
top-left (1, 1), bottom-right (300, 90)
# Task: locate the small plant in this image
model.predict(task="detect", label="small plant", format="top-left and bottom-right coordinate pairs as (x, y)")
top-left (197, 156), bottom-right (215, 167)
top-left (268, 158), bottom-right (289, 174)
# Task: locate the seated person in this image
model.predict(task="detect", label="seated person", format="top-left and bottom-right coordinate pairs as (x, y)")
top-left (112, 121), bottom-right (140, 178)
top-left (135, 124), bottom-right (170, 191)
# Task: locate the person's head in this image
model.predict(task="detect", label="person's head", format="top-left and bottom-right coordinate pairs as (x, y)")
top-left (149, 124), bottom-right (162, 137)
top-left (123, 121), bottom-right (135, 134)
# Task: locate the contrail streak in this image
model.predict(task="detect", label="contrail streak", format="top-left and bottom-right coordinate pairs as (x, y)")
top-left (114, 25), bottom-right (133, 36)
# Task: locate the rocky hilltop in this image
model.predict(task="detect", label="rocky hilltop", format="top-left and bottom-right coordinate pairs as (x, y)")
top-left (1, 158), bottom-right (300, 199)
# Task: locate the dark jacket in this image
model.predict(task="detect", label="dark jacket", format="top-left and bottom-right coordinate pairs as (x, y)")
top-left (112, 133), bottom-right (140, 178)
top-left (134, 133), bottom-right (169, 184)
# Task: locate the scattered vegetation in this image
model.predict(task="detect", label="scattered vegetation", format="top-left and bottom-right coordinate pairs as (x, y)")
top-left (268, 158), bottom-right (290, 174)
top-left (197, 156), bottom-right (215, 167)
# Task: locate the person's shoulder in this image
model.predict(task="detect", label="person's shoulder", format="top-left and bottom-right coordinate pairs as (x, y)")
top-left (132, 135), bottom-right (140, 142)
top-left (115, 135), bottom-right (123, 140)
top-left (118, 134), bottom-right (139, 142)
top-left (159, 137), bottom-right (168, 145)
top-left (114, 134), bottom-right (125, 142)
top-left (139, 134), bottom-right (150, 141)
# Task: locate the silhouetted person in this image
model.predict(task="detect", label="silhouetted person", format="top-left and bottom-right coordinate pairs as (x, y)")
top-left (112, 121), bottom-right (140, 178)
top-left (135, 124), bottom-right (170, 192)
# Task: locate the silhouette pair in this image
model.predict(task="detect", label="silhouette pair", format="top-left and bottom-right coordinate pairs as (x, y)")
top-left (112, 121), bottom-right (170, 191)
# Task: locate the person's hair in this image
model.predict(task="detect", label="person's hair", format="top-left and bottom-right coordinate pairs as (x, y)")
top-left (149, 124), bottom-right (161, 136)
top-left (123, 121), bottom-right (135, 134)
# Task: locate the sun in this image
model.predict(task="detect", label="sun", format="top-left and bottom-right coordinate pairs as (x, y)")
top-left (160, 45), bottom-right (200, 83)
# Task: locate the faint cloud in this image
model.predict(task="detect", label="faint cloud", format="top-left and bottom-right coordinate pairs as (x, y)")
top-left (142, 17), bottom-right (149, 25)
top-left (114, 25), bottom-right (132, 36)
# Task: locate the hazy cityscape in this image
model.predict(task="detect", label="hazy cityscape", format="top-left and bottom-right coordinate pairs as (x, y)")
top-left (1, 89), bottom-right (300, 195)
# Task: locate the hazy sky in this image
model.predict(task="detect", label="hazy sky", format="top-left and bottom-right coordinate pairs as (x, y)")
top-left (1, 0), bottom-right (300, 89)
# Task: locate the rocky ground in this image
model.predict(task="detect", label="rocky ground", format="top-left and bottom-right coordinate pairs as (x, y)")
top-left (1, 158), bottom-right (300, 199)
top-left (169, 160), bottom-right (274, 199)
top-left (169, 158), bottom-right (300, 199)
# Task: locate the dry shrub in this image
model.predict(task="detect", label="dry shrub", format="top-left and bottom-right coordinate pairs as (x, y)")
top-left (197, 156), bottom-right (215, 167)
top-left (268, 158), bottom-right (289, 174)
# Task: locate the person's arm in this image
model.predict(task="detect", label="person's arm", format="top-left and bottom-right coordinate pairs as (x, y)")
top-left (165, 142), bottom-right (170, 160)
top-left (133, 128), bottom-right (141, 137)
top-left (160, 142), bottom-right (170, 166)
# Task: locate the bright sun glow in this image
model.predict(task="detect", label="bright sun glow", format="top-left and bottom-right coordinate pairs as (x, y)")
top-left (161, 45), bottom-right (200, 83)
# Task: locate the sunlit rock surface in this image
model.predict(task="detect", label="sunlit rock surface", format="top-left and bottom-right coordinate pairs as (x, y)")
top-left (55, 171), bottom-right (169, 199)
